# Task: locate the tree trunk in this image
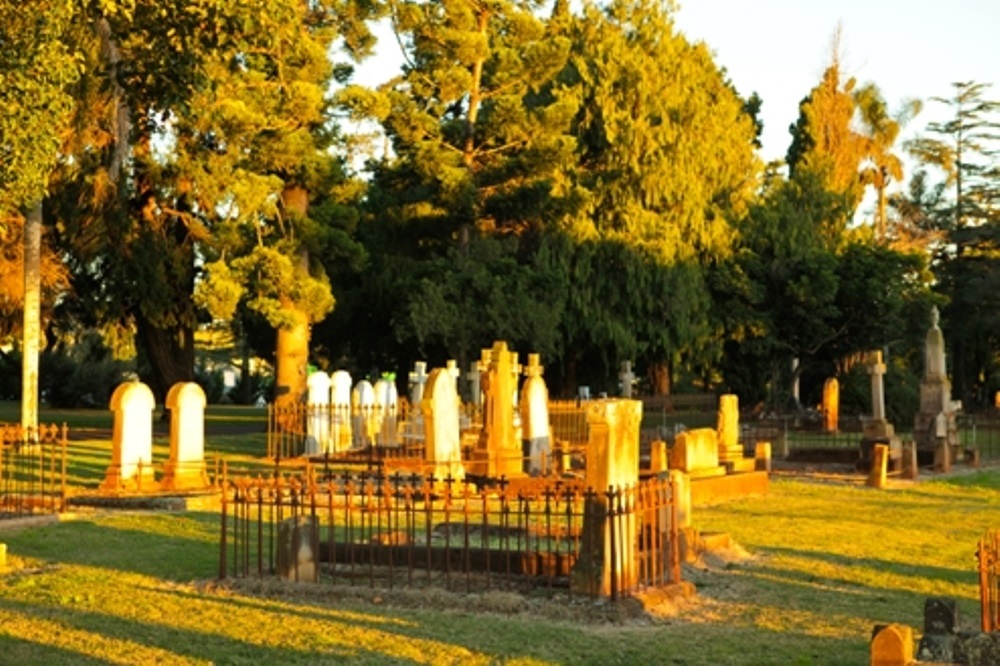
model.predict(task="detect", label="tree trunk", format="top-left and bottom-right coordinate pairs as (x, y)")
top-left (273, 186), bottom-right (312, 409)
top-left (21, 202), bottom-right (41, 434)
top-left (649, 360), bottom-right (671, 397)
top-left (136, 314), bottom-right (194, 404)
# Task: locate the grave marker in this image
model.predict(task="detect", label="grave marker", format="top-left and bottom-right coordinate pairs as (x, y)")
top-left (520, 353), bottom-right (552, 475)
top-left (331, 370), bottom-right (353, 452)
top-left (101, 381), bottom-right (157, 491)
top-left (422, 367), bottom-right (465, 483)
top-left (822, 377), bottom-right (839, 433)
top-left (619, 361), bottom-right (635, 398)
top-left (306, 371), bottom-right (332, 455)
top-left (161, 382), bottom-right (209, 490)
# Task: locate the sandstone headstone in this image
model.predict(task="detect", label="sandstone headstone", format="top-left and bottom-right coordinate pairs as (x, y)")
top-left (306, 371), bottom-right (332, 455)
top-left (276, 515), bottom-right (319, 583)
top-left (871, 623), bottom-right (913, 666)
top-left (716, 394), bottom-right (742, 463)
top-left (649, 440), bottom-right (668, 475)
top-left (572, 399), bottom-right (642, 597)
top-left (868, 443), bottom-right (889, 489)
top-left (161, 382), bottom-right (209, 490)
top-left (670, 428), bottom-right (723, 476)
top-left (754, 441), bottom-right (772, 473)
top-left (102, 381), bottom-right (157, 491)
top-left (470, 342), bottom-right (524, 479)
top-left (520, 354), bottom-right (551, 475)
top-left (331, 370), bottom-right (353, 452)
top-left (422, 367), bottom-right (465, 483)
top-left (822, 377), bottom-right (839, 433)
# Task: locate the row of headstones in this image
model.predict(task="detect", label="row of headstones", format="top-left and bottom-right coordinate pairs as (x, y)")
top-left (101, 380), bottom-right (209, 492)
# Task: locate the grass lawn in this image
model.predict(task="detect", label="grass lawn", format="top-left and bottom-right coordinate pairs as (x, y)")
top-left (0, 403), bottom-right (997, 664)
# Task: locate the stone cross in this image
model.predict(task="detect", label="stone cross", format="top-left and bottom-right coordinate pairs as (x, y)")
top-left (446, 359), bottom-right (460, 383)
top-left (466, 362), bottom-right (482, 407)
top-left (869, 350), bottom-right (887, 421)
top-left (408, 361), bottom-right (429, 406)
top-left (619, 360), bottom-right (635, 398)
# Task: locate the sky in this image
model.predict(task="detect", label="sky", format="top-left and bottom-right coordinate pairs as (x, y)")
top-left (672, 0), bottom-right (1000, 164)
top-left (351, 1), bottom-right (1000, 208)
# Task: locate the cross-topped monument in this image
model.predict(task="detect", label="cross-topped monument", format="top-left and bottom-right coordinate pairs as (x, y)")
top-left (619, 361), bottom-right (635, 398)
top-left (408, 361), bottom-right (429, 406)
top-left (466, 361), bottom-right (481, 407)
top-left (868, 350), bottom-right (887, 422)
top-left (470, 341), bottom-right (525, 479)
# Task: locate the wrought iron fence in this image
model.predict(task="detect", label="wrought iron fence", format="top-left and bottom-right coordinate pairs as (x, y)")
top-left (0, 423), bottom-right (68, 519)
top-left (958, 415), bottom-right (1000, 462)
top-left (979, 529), bottom-right (999, 633)
top-left (219, 471), bottom-right (681, 600)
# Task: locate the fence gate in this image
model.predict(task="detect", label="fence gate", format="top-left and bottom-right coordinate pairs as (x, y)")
top-left (0, 423), bottom-right (68, 519)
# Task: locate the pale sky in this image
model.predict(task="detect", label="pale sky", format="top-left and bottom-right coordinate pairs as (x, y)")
top-left (673, 0), bottom-right (1000, 163)
top-left (350, 1), bottom-right (1000, 204)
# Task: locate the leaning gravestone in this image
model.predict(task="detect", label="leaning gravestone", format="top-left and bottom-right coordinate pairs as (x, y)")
top-left (571, 399), bottom-right (642, 597)
top-left (422, 367), bottom-right (465, 483)
top-left (161, 382), bottom-right (209, 490)
top-left (305, 371), bottom-right (332, 455)
top-left (101, 381), bottom-right (157, 492)
top-left (330, 370), bottom-right (353, 452)
top-left (520, 353), bottom-right (552, 476)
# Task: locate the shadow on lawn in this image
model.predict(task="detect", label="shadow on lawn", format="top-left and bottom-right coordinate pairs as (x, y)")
top-left (0, 595), bottom-right (382, 664)
top-left (0, 635), bottom-right (110, 666)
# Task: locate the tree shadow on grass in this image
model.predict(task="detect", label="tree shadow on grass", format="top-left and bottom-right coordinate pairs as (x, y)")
top-left (0, 635), bottom-right (110, 666)
top-left (0, 595), bottom-right (409, 665)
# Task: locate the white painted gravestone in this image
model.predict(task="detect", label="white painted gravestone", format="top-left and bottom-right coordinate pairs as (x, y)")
top-left (352, 380), bottom-right (375, 448)
top-left (306, 371), bottom-right (332, 455)
top-left (331, 370), bottom-right (353, 452)
top-left (162, 382), bottom-right (209, 490)
top-left (373, 375), bottom-right (399, 446)
top-left (422, 367), bottom-right (465, 483)
top-left (520, 353), bottom-right (552, 475)
top-left (101, 381), bottom-right (156, 491)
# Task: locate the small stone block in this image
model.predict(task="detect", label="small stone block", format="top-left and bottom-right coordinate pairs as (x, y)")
top-left (870, 623), bottom-right (913, 666)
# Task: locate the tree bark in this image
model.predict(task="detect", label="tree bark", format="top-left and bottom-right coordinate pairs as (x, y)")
top-left (273, 186), bottom-right (312, 409)
top-left (136, 313), bottom-right (194, 405)
top-left (649, 360), bottom-right (671, 397)
top-left (21, 201), bottom-right (41, 434)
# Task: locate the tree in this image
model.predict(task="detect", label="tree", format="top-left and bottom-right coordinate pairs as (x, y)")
top-left (853, 83), bottom-right (921, 241)
top-left (906, 81), bottom-right (1000, 405)
top-left (0, 0), bottom-right (78, 430)
top-left (786, 61), bottom-right (867, 215)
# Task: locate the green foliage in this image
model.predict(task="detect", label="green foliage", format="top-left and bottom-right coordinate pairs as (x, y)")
top-left (0, 0), bottom-right (78, 214)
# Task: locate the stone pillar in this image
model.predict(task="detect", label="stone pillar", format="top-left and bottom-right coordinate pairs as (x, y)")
top-left (102, 381), bottom-right (157, 492)
top-left (754, 441), bottom-right (772, 473)
top-left (161, 382), bottom-right (209, 491)
top-left (869, 444), bottom-right (889, 489)
top-left (716, 394), bottom-right (742, 463)
top-left (869, 351), bottom-right (887, 422)
top-left (572, 399), bottom-right (642, 597)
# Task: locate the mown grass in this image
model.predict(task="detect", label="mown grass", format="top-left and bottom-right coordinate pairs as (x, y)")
top-left (0, 401), bottom-right (997, 663)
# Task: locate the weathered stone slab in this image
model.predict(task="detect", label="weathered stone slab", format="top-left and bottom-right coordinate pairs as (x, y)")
top-left (670, 428), bottom-right (720, 473)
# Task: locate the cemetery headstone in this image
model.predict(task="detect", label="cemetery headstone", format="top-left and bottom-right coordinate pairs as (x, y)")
top-left (466, 362), bottom-right (482, 408)
top-left (871, 624), bottom-right (914, 666)
top-left (520, 353), bottom-right (552, 476)
top-left (352, 380), bottom-right (375, 448)
top-left (161, 382), bottom-right (209, 490)
top-left (422, 367), bottom-right (465, 483)
top-left (716, 394), bottom-right (743, 463)
top-left (571, 399), bottom-right (642, 597)
top-left (331, 370), bottom-right (353, 452)
top-left (408, 361), bottom-right (429, 407)
top-left (619, 361), bottom-right (635, 398)
top-left (470, 341), bottom-right (525, 479)
top-left (373, 375), bottom-right (399, 447)
top-left (913, 307), bottom-right (962, 469)
top-left (276, 515), bottom-right (319, 583)
top-left (305, 371), bottom-right (332, 455)
top-left (860, 350), bottom-right (902, 471)
top-left (670, 429), bottom-right (725, 478)
top-left (822, 377), bottom-right (839, 433)
top-left (101, 381), bottom-right (157, 491)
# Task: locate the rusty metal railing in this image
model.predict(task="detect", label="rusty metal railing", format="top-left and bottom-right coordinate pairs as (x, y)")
top-left (0, 423), bottom-right (68, 518)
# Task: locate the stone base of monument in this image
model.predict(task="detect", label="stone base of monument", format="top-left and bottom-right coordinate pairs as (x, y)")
top-left (99, 466), bottom-right (159, 494)
top-left (689, 470), bottom-right (769, 506)
top-left (160, 461), bottom-right (210, 492)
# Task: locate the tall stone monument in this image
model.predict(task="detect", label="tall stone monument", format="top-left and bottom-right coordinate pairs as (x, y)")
top-left (716, 394), bottom-right (743, 464)
top-left (469, 341), bottom-right (525, 479)
top-left (913, 307), bottom-right (962, 469)
top-left (520, 353), bottom-right (551, 476)
top-left (860, 350), bottom-right (901, 470)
